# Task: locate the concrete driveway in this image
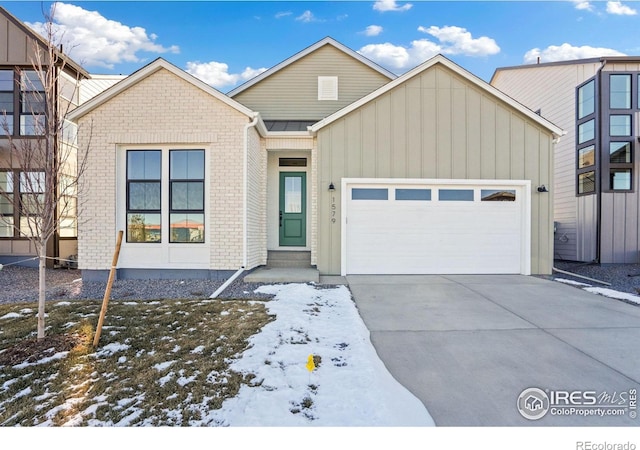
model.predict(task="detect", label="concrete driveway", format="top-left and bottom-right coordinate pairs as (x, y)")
top-left (347, 275), bottom-right (640, 426)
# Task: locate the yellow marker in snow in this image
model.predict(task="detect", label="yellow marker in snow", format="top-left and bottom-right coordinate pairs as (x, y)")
top-left (306, 354), bottom-right (315, 372)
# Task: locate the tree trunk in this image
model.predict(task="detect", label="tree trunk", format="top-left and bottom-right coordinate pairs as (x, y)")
top-left (37, 244), bottom-right (47, 340)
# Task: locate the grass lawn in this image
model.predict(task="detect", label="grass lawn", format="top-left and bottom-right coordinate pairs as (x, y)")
top-left (0, 297), bottom-right (273, 426)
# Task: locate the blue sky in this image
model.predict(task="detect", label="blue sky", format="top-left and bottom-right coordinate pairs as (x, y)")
top-left (3, 1), bottom-right (640, 92)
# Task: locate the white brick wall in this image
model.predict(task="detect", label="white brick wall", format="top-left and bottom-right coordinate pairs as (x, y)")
top-left (76, 69), bottom-right (252, 271)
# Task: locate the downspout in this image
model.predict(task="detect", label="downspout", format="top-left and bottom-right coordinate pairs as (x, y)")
top-left (210, 112), bottom-right (259, 299)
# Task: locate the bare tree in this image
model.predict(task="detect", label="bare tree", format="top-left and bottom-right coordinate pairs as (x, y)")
top-left (0, 5), bottom-right (89, 339)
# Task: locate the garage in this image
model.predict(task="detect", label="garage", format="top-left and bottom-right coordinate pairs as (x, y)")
top-left (342, 179), bottom-right (531, 275)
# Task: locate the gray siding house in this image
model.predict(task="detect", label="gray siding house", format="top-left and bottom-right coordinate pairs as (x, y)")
top-left (492, 58), bottom-right (640, 264)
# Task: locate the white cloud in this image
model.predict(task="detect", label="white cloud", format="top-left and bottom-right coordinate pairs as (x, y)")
top-left (363, 25), bottom-right (384, 37)
top-left (26, 2), bottom-right (179, 69)
top-left (275, 11), bottom-right (292, 19)
top-left (373, 0), bottom-right (413, 12)
top-left (523, 43), bottom-right (626, 64)
top-left (296, 10), bottom-right (317, 23)
top-left (359, 26), bottom-right (499, 72)
top-left (185, 61), bottom-right (267, 90)
top-left (418, 25), bottom-right (500, 57)
top-left (358, 40), bottom-right (439, 71)
top-left (573, 1), bottom-right (595, 11)
top-left (606, 1), bottom-right (637, 15)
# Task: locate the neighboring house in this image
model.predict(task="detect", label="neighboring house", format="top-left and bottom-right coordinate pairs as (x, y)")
top-left (0, 6), bottom-right (89, 268)
top-left (69, 37), bottom-right (562, 281)
top-left (492, 58), bottom-right (640, 264)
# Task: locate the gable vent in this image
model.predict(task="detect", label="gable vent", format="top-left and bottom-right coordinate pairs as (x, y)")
top-left (318, 76), bottom-right (338, 101)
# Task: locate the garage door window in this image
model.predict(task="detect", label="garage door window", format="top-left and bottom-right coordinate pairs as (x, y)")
top-left (481, 190), bottom-right (516, 202)
top-left (395, 188), bottom-right (431, 201)
top-left (352, 188), bottom-right (388, 200)
top-left (438, 189), bottom-right (474, 201)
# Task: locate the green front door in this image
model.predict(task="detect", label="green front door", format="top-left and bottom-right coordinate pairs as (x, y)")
top-left (279, 172), bottom-right (306, 247)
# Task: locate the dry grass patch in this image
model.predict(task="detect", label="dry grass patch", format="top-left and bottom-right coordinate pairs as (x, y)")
top-left (0, 297), bottom-right (273, 426)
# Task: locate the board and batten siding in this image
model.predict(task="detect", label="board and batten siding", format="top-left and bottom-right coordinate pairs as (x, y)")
top-left (492, 62), bottom-right (600, 262)
top-left (231, 44), bottom-right (391, 121)
top-left (317, 63), bottom-right (555, 275)
top-left (600, 62), bottom-right (640, 263)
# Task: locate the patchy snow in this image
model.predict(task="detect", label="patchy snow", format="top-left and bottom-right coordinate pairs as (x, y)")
top-left (554, 277), bottom-right (640, 305)
top-left (555, 278), bottom-right (592, 288)
top-left (53, 302), bottom-right (71, 307)
top-left (0, 312), bottom-right (21, 320)
top-left (13, 351), bottom-right (69, 369)
top-left (584, 287), bottom-right (640, 305)
top-left (95, 342), bottom-right (131, 357)
top-left (201, 283), bottom-right (434, 426)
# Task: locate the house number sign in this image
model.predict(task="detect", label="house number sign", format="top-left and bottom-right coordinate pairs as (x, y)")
top-left (331, 196), bottom-right (337, 224)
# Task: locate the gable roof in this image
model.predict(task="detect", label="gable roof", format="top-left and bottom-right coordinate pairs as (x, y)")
top-left (0, 6), bottom-right (89, 79)
top-left (310, 54), bottom-right (564, 138)
top-left (69, 58), bottom-right (264, 132)
top-left (227, 36), bottom-right (397, 97)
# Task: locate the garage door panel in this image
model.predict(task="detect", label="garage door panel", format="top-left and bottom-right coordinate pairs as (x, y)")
top-left (345, 182), bottom-right (527, 275)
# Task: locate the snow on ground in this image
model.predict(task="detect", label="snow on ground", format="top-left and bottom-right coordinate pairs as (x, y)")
top-left (203, 283), bottom-right (434, 426)
top-left (555, 277), bottom-right (640, 305)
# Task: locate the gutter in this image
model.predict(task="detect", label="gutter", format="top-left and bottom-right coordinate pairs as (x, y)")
top-left (594, 58), bottom-right (607, 264)
top-left (210, 112), bottom-right (260, 299)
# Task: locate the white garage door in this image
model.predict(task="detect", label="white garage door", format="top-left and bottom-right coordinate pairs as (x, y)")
top-left (343, 180), bottom-right (530, 275)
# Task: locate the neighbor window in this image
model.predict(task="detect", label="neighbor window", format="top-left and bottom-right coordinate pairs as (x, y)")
top-left (578, 119), bottom-right (595, 144)
top-left (0, 70), bottom-right (14, 135)
top-left (169, 150), bottom-right (205, 243)
top-left (610, 142), bottom-right (631, 164)
top-left (0, 171), bottom-right (14, 237)
top-left (19, 70), bottom-right (45, 136)
top-left (578, 79), bottom-right (595, 119)
top-left (610, 115), bottom-right (631, 136)
top-left (610, 169), bottom-right (632, 190)
top-left (610, 74), bottom-right (631, 109)
top-left (578, 171), bottom-right (596, 194)
top-left (19, 171), bottom-right (45, 237)
top-left (126, 150), bottom-right (161, 243)
top-left (578, 145), bottom-right (595, 168)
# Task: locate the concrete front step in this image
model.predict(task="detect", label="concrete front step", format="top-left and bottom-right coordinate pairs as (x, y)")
top-left (267, 250), bottom-right (312, 268)
top-left (244, 267), bottom-right (320, 283)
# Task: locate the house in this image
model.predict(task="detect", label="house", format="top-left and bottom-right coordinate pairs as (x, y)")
top-left (68, 37), bottom-right (562, 281)
top-left (492, 58), bottom-right (640, 264)
top-left (0, 6), bottom-right (89, 268)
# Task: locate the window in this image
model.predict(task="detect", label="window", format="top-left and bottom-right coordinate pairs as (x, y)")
top-left (610, 115), bottom-right (631, 136)
top-left (395, 189), bottom-right (431, 201)
top-left (579, 145), bottom-right (595, 168)
top-left (610, 169), bottom-right (632, 190)
top-left (0, 172), bottom-right (14, 237)
top-left (352, 188), bottom-right (388, 200)
top-left (19, 171), bottom-right (45, 237)
top-left (578, 171), bottom-right (596, 194)
top-left (481, 190), bottom-right (516, 202)
top-left (578, 119), bottom-right (595, 144)
top-left (0, 70), bottom-right (14, 134)
top-left (439, 189), bottom-right (474, 201)
top-left (169, 150), bottom-right (204, 243)
top-left (610, 142), bottom-right (631, 164)
top-left (19, 70), bottom-right (45, 136)
top-left (279, 158), bottom-right (307, 167)
top-left (578, 79), bottom-right (595, 119)
top-left (126, 150), bottom-right (161, 243)
top-left (610, 74), bottom-right (631, 109)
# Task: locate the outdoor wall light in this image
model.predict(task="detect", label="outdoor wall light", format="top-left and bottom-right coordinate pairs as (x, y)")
top-left (537, 185), bottom-right (549, 193)
top-left (329, 182), bottom-right (335, 191)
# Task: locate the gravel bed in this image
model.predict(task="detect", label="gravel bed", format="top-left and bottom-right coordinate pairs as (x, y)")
top-left (546, 260), bottom-right (640, 296)
top-left (0, 265), bottom-right (275, 304)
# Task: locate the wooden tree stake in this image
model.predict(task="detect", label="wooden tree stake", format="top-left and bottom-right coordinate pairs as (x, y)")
top-left (93, 230), bottom-right (124, 348)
